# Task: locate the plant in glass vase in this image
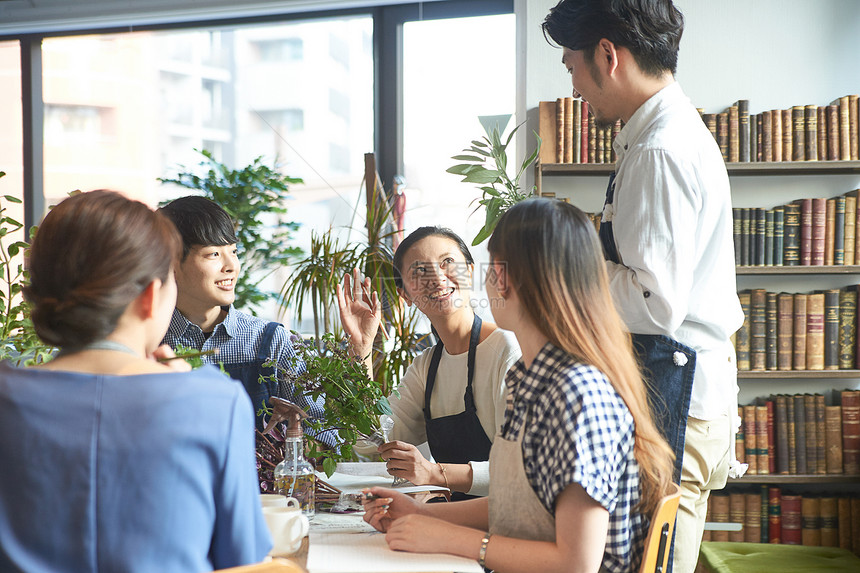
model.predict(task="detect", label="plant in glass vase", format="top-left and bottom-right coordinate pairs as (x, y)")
top-left (446, 115), bottom-right (542, 245)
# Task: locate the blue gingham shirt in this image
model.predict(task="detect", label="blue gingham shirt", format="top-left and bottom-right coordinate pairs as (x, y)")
top-left (501, 342), bottom-right (645, 573)
top-left (162, 306), bottom-right (336, 445)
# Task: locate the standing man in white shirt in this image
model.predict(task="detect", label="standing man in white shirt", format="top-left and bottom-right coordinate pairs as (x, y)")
top-left (542, 2), bottom-right (744, 572)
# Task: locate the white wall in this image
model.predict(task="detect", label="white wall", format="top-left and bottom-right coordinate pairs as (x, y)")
top-left (517, 0), bottom-right (860, 403)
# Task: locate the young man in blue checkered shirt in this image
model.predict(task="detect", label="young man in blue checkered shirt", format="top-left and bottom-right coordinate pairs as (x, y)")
top-left (159, 196), bottom-right (334, 445)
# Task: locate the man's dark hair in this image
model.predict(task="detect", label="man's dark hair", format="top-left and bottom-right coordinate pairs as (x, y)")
top-left (158, 195), bottom-right (239, 260)
top-left (542, 0), bottom-right (684, 76)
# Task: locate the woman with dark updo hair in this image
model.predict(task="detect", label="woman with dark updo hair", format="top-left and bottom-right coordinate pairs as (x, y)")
top-left (0, 191), bottom-right (271, 572)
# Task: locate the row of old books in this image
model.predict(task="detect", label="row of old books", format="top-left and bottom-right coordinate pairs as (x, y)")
top-left (733, 192), bottom-right (860, 267)
top-left (735, 391), bottom-right (859, 476)
top-left (735, 288), bottom-right (859, 371)
top-left (704, 95), bottom-right (860, 163)
top-left (703, 487), bottom-right (860, 553)
top-left (550, 97), bottom-right (621, 164)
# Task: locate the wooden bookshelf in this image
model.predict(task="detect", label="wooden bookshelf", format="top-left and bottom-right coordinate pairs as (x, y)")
top-left (537, 160), bottom-right (860, 181)
top-left (737, 265), bottom-right (860, 275)
top-left (728, 474), bottom-right (860, 485)
top-left (738, 370), bottom-right (860, 379)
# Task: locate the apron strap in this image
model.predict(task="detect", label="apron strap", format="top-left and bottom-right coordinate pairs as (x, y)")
top-left (258, 322), bottom-right (282, 363)
top-left (598, 171), bottom-right (621, 264)
top-left (423, 313), bottom-right (482, 421)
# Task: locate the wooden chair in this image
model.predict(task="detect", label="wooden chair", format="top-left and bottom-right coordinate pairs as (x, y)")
top-left (639, 482), bottom-right (682, 573)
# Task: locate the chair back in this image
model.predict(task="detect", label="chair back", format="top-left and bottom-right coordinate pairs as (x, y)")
top-left (638, 482), bottom-right (681, 573)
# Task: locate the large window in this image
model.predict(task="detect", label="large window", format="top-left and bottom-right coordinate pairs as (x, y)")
top-left (0, 41), bottom-right (25, 252)
top-left (402, 13), bottom-right (516, 318)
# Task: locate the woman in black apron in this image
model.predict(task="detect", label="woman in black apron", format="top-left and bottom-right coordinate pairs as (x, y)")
top-left (337, 227), bottom-right (520, 500)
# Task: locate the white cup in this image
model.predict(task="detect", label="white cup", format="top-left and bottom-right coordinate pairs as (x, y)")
top-left (262, 498), bottom-right (309, 556)
top-left (260, 493), bottom-right (288, 508)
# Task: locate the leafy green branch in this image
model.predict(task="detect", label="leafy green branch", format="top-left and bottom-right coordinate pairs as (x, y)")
top-left (446, 120), bottom-right (541, 245)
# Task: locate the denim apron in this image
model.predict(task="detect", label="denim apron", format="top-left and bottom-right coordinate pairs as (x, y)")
top-left (599, 172), bottom-right (695, 484)
top-left (600, 172), bottom-right (693, 572)
top-left (423, 313), bottom-right (492, 501)
top-left (223, 321), bottom-right (281, 432)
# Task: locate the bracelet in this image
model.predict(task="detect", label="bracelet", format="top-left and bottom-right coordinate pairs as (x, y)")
top-left (438, 463), bottom-right (449, 490)
top-left (478, 532), bottom-right (491, 568)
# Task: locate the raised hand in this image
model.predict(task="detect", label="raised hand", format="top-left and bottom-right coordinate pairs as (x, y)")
top-left (335, 268), bottom-right (381, 359)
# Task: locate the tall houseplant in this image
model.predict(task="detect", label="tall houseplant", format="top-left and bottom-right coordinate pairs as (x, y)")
top-left (447, 115), bottom-right (542, 245)
top-left (160, 149), bottom-right (303, 312)
top-left (0, 174), bottom-right (55, 365)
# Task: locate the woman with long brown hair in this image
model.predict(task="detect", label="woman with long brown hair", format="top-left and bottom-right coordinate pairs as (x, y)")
top-left (361, 198), bottom-right (674, 573)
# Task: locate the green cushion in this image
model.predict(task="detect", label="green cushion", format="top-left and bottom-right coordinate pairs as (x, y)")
top-left (699, 542), bottom-right (860, 573)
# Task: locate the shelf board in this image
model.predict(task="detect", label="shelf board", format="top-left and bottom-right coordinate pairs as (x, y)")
top-left (738, 370), bottom-right (860, 379)
top-left (728, 474), bottom-right (860, 485)
top-left (737, 265), bottom-right (860, 275)
top-left (538, 160), bottom-right (860, 177)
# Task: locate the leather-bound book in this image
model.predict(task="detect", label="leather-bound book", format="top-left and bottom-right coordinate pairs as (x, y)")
top-left (804, 394), bottom-right (819, 473)
top-left (794, 393), bottom-right (809, 473)
top-left (717, 112), bottom-right (729, 162)
top-left (792, 105), bottom-right (806, 161)
top-left (741, 208), bottom-right (751, 266)
top-left (826, 104), bottom-right (839, 161)
top-left (777, 292), bottom-right (794, 370)
top-left (801, 496), bottom-right (822, 546)
top-left (596, 125), bottom-right (605, 164)
top-left (580, 101), bottom-right (589, 163)
top-left (825, 198), bottom-right (836, 265)
top-left (774, 206), bottom-right (785, 265)
top-left (805, 104), bottom-right (819, 161)
top-left (806, 292), bottom-right (826, 371)
top-left (818, 105), bottom-right (828, 161)
top-left (762, 110), bottom-right (773, 162)
top-left (815, 394), bottom-right (827, 474)
top-left (745, 492), bottom-right (762, 542)
top-left (842, 390), bottom-right (860, 474)
top-left (588, 113), bottom-right (596, 164)
top-left (821, 497), bottom-right (839, 547)
top-left (784, 202), bottom-right (801, 266)
top-left (825, 405), bottom-right (844, 474)
top-left (775, 394), bottom-right (790, 474)
top-left (572, 99), bottom-right (582, 163)
top-left (563, 97), bottom-right (574, 163)
top-left (767, 399), bottom-right (776, 474)
top-left (835, 196), bottom-right (846, 265)
top-left (756, 113), bottom-right (764, 162)
top-left (757, 404), bottom-right (770, 473)
top-left (838, 287), bottom-right (857, 369)
top-left (824, 288), bottom-right (840, 370)
top-left (751, 288), bottom-right (767, 371)
top-left (766, 291), bottom-right (778, 369)
top-left (837, 497), bottom-right (851, 550)
top-left (793, 293), bottom-right (808, 370)
top-left (729, 104), bottom-right (739, 162)
top-left (736, 406), bottom-right (746, 463)
top-left (760, 485), bottom-right (769, 543)
top-left (849, 94), bottom-right (859, 160)
top-left (755, 208), bottom-right (767, 266)
top-left (845, 194), bottom-right (857, 265)
top-left (555, 98), bottom-right (565, 163)
top-left (704, 113), bottom-right (717, 141)
top-left (800, 198), bottom-right (813, 265)
top-left (711, 494), bottom-right (731, 542)
top-left (837, 96), bottom-right (851, 160)
top-left (729, 492), bottom-right (746, 542)
top-left (852, 498), bottom-right (860, 555)
top-left (765, 208), bottom-right (775, 266)
top-left (812, 198), bottom-right (827, 266)
top-left (782, 494), bottom-right (803, 545)
top-left (787, 394), bottom-right (798, 473)
top-left (733, 207), bottom-right (742, 265)
top-left (736, 290), bottom-right (751, 370)
top-left (773, 108), bottom-right (784, 162)
top-left (744, 404), bottom-right (759, 474)
top-left (738, 99), bottom-right (750, 162)
top-left (769, 487), bottom-right (782, 543)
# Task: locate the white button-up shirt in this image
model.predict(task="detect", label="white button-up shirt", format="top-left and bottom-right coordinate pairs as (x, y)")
top-left (605, 81), bottom-right (744, 420)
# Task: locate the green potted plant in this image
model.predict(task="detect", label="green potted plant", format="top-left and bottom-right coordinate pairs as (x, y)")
top-left (159, 149), bottom-right (303, 312)
top-left (446, 115), bottom-right (542, 245)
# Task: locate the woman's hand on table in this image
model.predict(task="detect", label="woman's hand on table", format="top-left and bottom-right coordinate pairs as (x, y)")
top-left (385, 514), bottom-right (477, 556)
top-left (378, 441), bottom-right (438, 486)
top-left (361, 486), bottom-right (421, 533)
top-left (336, 268), bottom-right (380, 359)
